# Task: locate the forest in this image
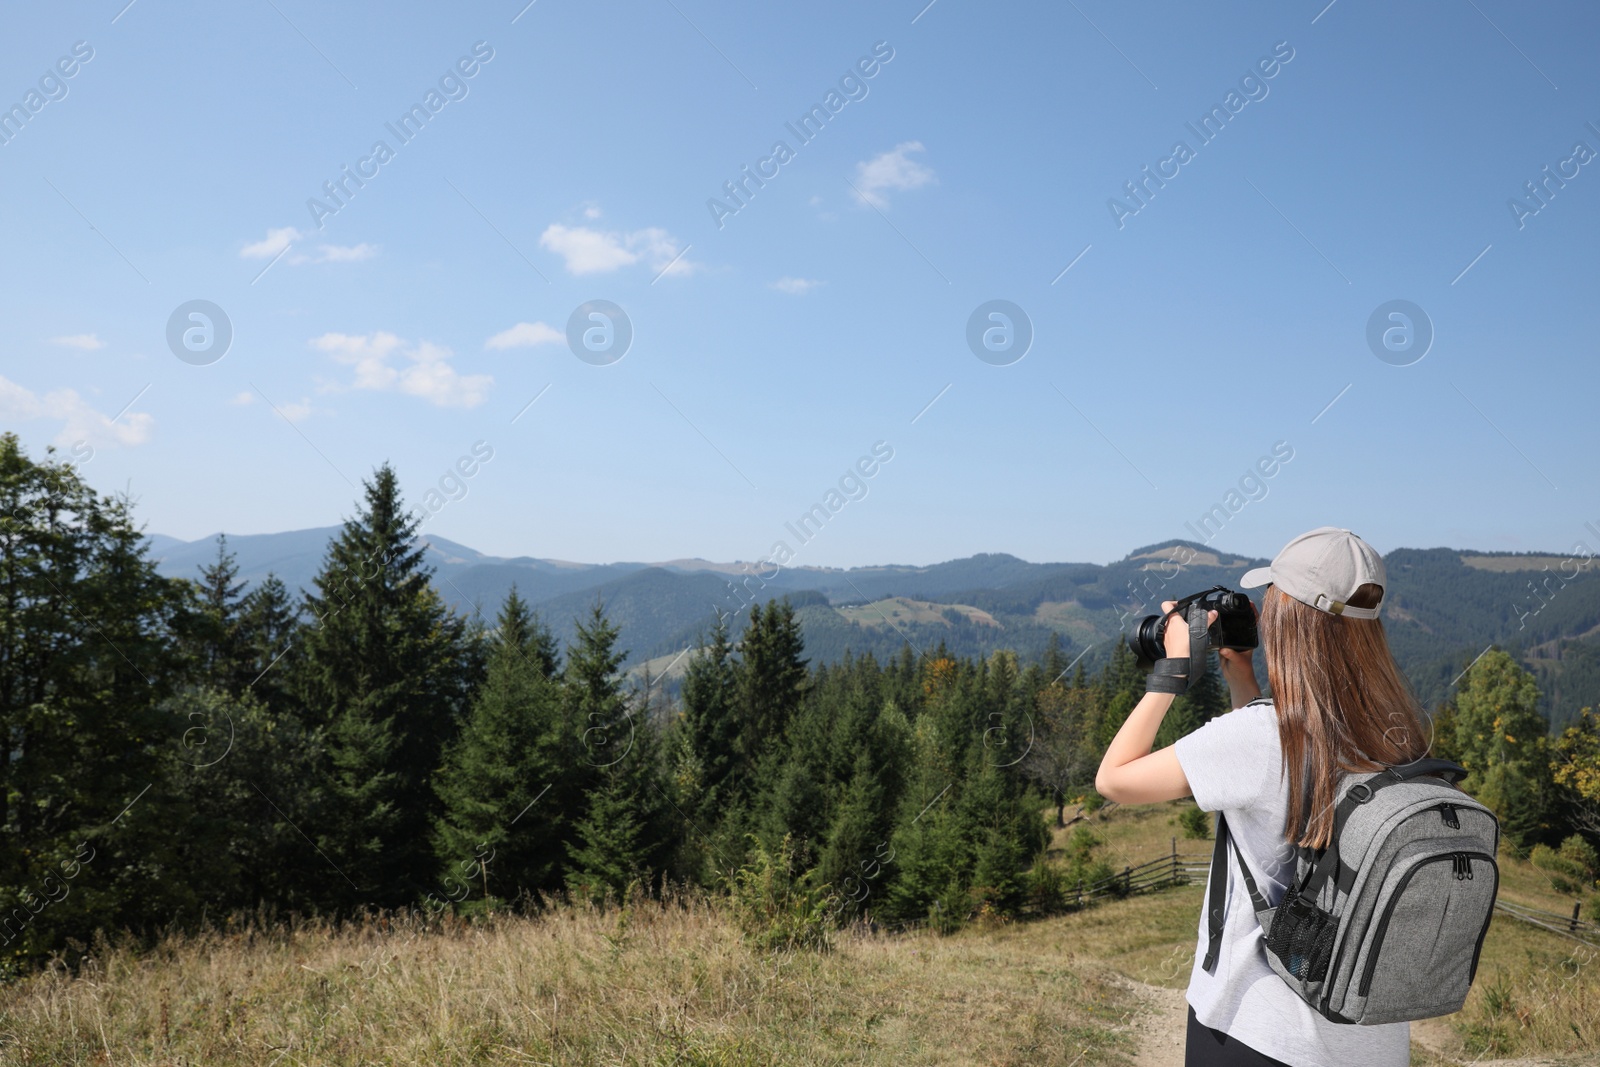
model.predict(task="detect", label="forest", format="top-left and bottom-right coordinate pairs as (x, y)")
top-left (3, 431), bottom-right (1599, 969)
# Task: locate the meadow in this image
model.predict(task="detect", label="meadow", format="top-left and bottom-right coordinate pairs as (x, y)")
top-left (1, 800), bottom-right (1595, 1066)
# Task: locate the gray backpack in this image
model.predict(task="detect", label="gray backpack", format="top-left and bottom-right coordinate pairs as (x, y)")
top-left (1203, 750), bottom-right (1500, 1025)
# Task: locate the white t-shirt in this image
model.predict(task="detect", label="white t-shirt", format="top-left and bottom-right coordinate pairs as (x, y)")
top-left (1171, 699), bottom-right (1409, 1067)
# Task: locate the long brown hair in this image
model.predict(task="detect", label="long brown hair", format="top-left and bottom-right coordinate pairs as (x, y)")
top-left (1262, 582), bottom-right (1429, 849)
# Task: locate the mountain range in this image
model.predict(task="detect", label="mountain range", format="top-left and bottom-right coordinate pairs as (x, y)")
top-left (142, 529), bottom-right (1600, 732)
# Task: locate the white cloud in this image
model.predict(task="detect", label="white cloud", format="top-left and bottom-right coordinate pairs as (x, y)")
top-left (242, 228), bottom-right (375, 265)
top-left (237, 389), bottom-right (313, 421)
top-left (313, 243), bottom-right (377, 263)
top-left (50, 333), bottom-right (105, 350)
top-left (0, 376), bottom-right (41, 420)
top-left (0, 374), bottom-right (152, 450)
top-left (539, 224), bottom-right (638, 274)
top-left (852, 141), bottom-right (936, 208)
top-left (486, 321), bottom-right (564, 350)
top-left (241, 226), bottom-right (302, 259)
top-left (582, 203), bottom-right (603, 219)
top-left (770, 277), bottom-right (825, 295)
top-left (277, 397), bottom-right (314, 422)
top-left (311, 332), bottom-right (491, 408)
top-left (539, 219), bottom-right (696, 277)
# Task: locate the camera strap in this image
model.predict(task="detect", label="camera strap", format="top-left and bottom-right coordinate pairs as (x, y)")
top-left (1144, 608), bottom-right (1210, 695)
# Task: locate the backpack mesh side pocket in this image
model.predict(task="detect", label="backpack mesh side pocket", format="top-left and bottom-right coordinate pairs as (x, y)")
top-left (1265, 894), bottom-right (1337, 982)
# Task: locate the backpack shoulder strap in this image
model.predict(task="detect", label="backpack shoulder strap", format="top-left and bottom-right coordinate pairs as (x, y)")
top-left (1201, 810), bottom-right (1272, 973)
top-left (1295, 757), bottom-right (1469, 902)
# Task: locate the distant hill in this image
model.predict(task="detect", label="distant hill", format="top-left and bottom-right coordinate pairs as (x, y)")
top-left (143, 530), bottom-right (1600, 731)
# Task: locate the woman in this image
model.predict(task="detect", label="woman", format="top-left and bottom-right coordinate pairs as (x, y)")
top-left (1096, 526), bottom-right (1429, 1067)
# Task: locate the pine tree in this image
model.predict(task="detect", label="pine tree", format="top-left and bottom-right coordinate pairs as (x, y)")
top-left (1096, 642), bottom-right (1144, 751)
top-left (815, 751), bottom-right (888, 920)
top-left (433, 589), bottom-right (567, 905)
top-left (295, 464), bottom-right (474, 906)
top-left (561, 600), bottom-right (629, 791)
top-left (732, 599), bottom-right (809, 795)
top-left (565, 767), bottom-right (648, 905)
top-left (679, 611), bottom-right (740, 823)
top-left (961, 749), bottom-right (1045, 916)
top-left (1041, 631), bottom-right (1070, 684)
top-left (236, 573), bottom-right (300, 713)
top-left (191, 534), bottom-right (250, 689)
top-left (0, 435), bottom-right (193, 956)
top-left (528, 609), bottom-right (561, 680)
top-left (560, 601), bottom-right (673, 902)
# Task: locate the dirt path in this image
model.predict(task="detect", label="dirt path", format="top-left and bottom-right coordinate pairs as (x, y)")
top-left (1116, 979), bottom-right (1186, 1067)
top-left (1114, 978), bottom-right (1591, 1067)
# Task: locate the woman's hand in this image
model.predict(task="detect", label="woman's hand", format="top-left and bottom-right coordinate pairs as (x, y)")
top-left (1219, 646), bottom-right (1258, 690)
top-left (1161, 599), bottom-right (1263, 708)
top-left (1217, 598), bottom-right (1263, 706)
top-left (1159, 600), bottom-right (1217, 659)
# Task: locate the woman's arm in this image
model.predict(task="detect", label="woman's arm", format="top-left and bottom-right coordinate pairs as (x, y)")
top-left (1095, 599), bottom-right (1220, 804)
top-left (1095, 693), bottom-right (1191, 803)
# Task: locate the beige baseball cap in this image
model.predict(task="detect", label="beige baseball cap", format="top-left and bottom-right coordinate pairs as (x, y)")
top-left (1239, 526), bottom-right (1386, 619)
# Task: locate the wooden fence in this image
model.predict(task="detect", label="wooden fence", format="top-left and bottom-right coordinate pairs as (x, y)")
top-left (1076, 837), bottom-right (1600, 949)
top-left (848, 836), bottom-right (1600, 949)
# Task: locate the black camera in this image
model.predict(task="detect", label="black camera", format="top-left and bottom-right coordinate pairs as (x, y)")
top-left (1126, 585), bottom-right (1258, 668)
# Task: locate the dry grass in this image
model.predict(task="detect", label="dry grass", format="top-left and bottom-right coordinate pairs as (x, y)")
top-left (0, 887), bottom-right (1138, 1067)
top-left (2, 803), bottom-right (1595, 1066)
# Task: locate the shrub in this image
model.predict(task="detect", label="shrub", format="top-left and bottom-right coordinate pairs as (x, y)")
top-left (1024, 861), bottom-right (1066, 914)
top-left (1059, 826), bottom-right (1116, 900)
top-left (725, 834), bottom-right (834, 954)
top-left (930, 877), bottom-right (968, 935)
top-left (1178, 804), bottom-right (1211, 841)
top-left (1530, 839), bottom-right (1597, 897)
top-left (1558, 834), bottom-right (1599, 881)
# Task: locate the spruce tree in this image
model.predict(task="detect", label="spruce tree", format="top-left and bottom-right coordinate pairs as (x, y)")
top-left (237, 573), bottom-right (300, 714)
top-left (191, 534), bottom-right (250, 689)
top-left (961, 749), bottom-right (1044, 916)
top-left (0, 435), bottom-right (192, 956)
top-left (680, 611), bottom-right (739, 822)
top-left (732, 599), bottom-right (809, 794)
top-left (433, 588), bottom-right (568, 905)
top-left (816, 751), bottom-right (888, 920)
top-left (295, 464), bottom-right (474, 906)
top-left (1041, 630), bottom-right (1070, 683)
top-left (560, 601), bottom-right (673, 902)
top-left (880, 715), bottom-right (964, 923)
top-left (1096, 642), bottom-right (1144, 751)
top-left (528, 608), bottom-right (561, 680)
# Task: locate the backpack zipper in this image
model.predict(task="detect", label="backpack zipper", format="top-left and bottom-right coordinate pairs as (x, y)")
top-left (1439, 802), bottom-right (1460, 829)
top-left (1358, 850), bottom-right (1497, 996)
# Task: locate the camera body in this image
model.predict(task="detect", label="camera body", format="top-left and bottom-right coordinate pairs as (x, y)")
top-left (1127, 585), bottom-right (1258, 668)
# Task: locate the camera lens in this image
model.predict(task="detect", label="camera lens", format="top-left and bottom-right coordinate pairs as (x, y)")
top-left (1128, 612), bottom-right (1168, 664)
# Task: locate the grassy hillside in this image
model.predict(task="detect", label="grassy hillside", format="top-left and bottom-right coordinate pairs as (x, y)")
top-left (4, 803), bottom-right (1595, 1066)
top-left (0, 893), bottom-right (1137, 1066)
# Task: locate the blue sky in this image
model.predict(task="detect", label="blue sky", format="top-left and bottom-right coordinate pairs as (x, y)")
top-left (2, 0), bottom-right (1596, 568)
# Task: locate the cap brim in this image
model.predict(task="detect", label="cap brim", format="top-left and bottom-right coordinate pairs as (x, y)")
top-left (1239, 566), bottom-right (1272, 589)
